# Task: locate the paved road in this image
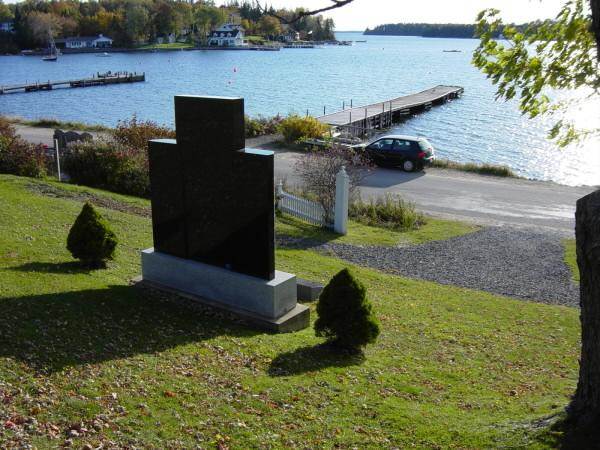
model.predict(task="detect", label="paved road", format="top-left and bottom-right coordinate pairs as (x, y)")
top-left (274, 151), bottom-right (595, 236)
top-left (16, 125), bottom-right (595, 235)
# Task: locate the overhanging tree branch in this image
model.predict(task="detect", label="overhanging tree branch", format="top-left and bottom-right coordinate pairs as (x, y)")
top-left (592, 0), bottom-right (600, 56)
top-left (257, 0), bottom-right (356, 24)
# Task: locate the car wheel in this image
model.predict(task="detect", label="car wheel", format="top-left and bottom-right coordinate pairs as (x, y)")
top-left (402, 159), bottom-right (416, 172)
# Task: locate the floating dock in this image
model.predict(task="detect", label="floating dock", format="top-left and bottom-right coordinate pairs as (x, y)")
top-left (317, 85), bottom-right (463, 132)
top-left (0, 71), bottom-right (145, 94)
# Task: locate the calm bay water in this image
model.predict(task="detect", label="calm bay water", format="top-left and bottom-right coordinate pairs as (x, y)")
top-left (1, 32), bottom-right (598, 186)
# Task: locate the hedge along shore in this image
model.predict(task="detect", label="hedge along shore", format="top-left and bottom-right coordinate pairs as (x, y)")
top-left (7, 117), bottom-right (524, 179)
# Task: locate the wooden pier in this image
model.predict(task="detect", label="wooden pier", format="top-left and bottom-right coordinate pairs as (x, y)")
top-left (0, 71), bottom-right (145, 95)
top-left (317, 85), bottom-right (463, 133)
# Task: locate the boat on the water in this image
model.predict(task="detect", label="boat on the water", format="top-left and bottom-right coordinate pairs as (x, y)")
top-left (96, 52), bottom-right (111, 57)
top-left (42, 34), bottom-right (59, 61)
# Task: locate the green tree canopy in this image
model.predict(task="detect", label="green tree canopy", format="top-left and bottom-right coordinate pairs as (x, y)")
top-left (0, 0), bottom-right (14, 23)
top-left (473, 0), bottom-right (599, 146)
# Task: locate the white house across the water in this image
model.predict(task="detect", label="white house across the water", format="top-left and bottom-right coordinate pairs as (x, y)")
top-left (208, 24), bottom-right (246, 47)
top-left (0, 21), bottom-right (14, 33)
top-left (56, 34), bottom-right (113, 49)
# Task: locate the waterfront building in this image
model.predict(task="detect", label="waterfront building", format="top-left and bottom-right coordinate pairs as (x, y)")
top-left (208, 23), bottom-right (246, 47)
top-left (0, 21), bottom-right (14, 33)
top-left (279, 28), bottom-right (300, 43)
top-left (56, 34), bottom-right (113, 49)
top-left (156, 33), bottom-right (176, 45)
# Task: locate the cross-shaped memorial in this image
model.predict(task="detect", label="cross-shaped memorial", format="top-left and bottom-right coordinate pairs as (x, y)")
top-left (139, 96), bottom-right (309, 332)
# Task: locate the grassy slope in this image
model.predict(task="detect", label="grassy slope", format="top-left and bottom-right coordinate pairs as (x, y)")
top-left (0, 175), bottom-right (579, 449)
top-left (29, 177), bottom-right (480, 247)
top-left (277, 213), bottom-right (480, 246)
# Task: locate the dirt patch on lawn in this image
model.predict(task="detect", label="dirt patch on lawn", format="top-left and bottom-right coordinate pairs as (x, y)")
top-left (26, 182), bottom-right (151, 218)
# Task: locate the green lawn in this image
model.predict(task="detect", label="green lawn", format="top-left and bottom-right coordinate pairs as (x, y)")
top-left (137, 42), bottom-right (195, 50)
top-left (563, 239), bottom-right (579, 282)
top-left (0, 175), bottom-right (579, 448)
top-left (29, 177), bottom-right (480, 247)
top-left (245, 35), bottom-right (267, 44)
top-left (276, 213), bottom-right (479, 246)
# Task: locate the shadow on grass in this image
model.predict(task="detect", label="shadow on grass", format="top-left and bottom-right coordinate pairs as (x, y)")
top-left (537, 415), bottom-right (600, 450)
top-left (0, 284), bottom-right (259, 374)
top-left (268, 343), bottom-right (365, 377)
top-left (276, 214), bottom-right (339, 249)
top-left (9, 261), bottom-right (96, 274)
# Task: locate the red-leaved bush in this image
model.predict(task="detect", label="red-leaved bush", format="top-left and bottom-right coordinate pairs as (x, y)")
top-left (0, 116), bottom-right (48, 178)
top-left (63, 116), bottom-right (174, 197)
top-left (113, 115), bottom-right (176, 149)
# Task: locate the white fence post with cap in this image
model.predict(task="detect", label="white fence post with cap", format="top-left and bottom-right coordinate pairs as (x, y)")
top-left (334, 166), bottom-right (349, 235)
top-left (275, 166), bottom-right (349, 234)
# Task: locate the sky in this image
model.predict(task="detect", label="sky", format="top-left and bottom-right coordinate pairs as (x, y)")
top-left (217, 0), bottom-right (567, 31)
top-left (1, 0), bottom-right (568, 30)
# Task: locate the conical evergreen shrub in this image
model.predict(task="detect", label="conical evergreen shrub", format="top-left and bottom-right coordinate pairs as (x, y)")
top-left (314, 268), bottom-right (380, 352)
top-left (67, 202), bottom-right (117, 267)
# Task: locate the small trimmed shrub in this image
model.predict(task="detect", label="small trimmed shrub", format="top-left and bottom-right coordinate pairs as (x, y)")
top-left (278, 115), bottom-right (330, 144)
top-left (67, 203), bottom-right (117, 267)
top-left (315, 268), bottom-right (380, 352)
top-left (350, 194), bottom-right (426, 231)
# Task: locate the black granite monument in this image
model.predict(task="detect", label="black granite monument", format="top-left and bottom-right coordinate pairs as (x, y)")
top-left (147, 96), bottom-right (275, 280)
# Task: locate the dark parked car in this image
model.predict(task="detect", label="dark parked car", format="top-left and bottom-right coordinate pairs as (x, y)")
top-left (354, 135), bottom-right (436, 172)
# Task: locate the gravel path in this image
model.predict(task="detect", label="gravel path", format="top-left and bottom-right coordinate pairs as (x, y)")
top-left (278, 227), bottom-right (579, 306)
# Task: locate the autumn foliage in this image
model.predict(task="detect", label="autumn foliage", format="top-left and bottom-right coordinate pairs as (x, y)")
top-left (63, 116), bottom-right (174, 197)
top-left (0, 117), bottom-right (48, 178)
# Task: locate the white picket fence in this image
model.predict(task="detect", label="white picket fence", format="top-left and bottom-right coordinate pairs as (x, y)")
top-left (276, 182), bottom-right (330, 227)
top-left (275, 166), bottom-right (349, 234)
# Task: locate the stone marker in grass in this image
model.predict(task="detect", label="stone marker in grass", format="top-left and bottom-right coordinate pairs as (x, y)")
top-left (138, 95), bottom-right (309, 332)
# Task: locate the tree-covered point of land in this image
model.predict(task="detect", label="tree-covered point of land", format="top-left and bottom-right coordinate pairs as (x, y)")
top-left (364, 22), bottom-right (483, 38)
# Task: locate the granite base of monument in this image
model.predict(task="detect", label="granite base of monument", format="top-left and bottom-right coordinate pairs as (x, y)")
top-left (138, 248), bottom-right (310, 332)
top-left (297, 278), bottom-right (324, 302)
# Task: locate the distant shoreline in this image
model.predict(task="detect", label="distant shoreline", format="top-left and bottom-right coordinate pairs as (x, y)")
top-left (3, 41), bottom-right (356, 57)
top-left (362, 33), bottom-right (478, 39)
top-left (12, 46), bottom-right (282, 57)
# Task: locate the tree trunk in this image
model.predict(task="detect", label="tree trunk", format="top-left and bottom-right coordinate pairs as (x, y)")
top-left (570, 190), bottom-right (600, 425)
top-left (591, 0), bottom-right (600, 58)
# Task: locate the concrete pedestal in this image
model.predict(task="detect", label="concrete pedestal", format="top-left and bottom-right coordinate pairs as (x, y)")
top-left (139, 248), bottom-right (309, 332)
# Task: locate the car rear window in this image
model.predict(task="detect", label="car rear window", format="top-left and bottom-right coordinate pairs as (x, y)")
top-left (418, 140), bottom-right (433, 150)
